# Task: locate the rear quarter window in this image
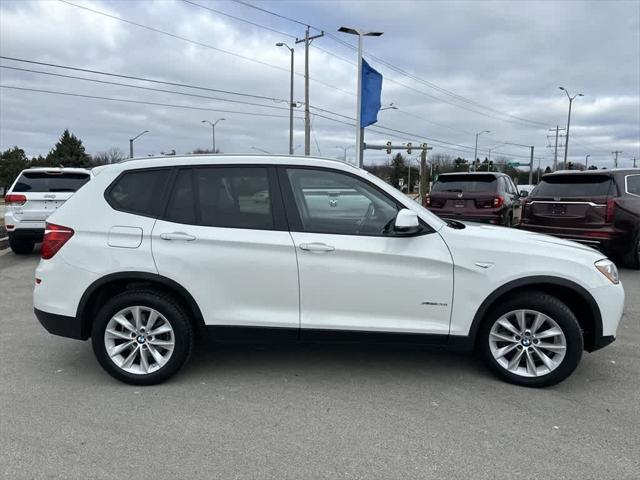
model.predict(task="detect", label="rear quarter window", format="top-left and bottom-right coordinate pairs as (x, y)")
top-left (12, 171), bottom-right (90, 192)
top-left (626, 174), bottom-right (640, 197)
top-left (106, 169), bottom-right (171, 217)
top-left (533, 175), bottom-right (612, 197)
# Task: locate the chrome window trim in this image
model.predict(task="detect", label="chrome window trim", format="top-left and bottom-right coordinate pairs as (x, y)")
top-left (625, 174), bottom-right (640, 198)
top-left (528, 201), bottom-right (607, 207)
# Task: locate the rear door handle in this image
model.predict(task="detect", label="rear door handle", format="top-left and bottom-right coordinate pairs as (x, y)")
top-left (299, 242), bottom-right (335, 253)
top-left (160, 232), bottom-right (196, 241)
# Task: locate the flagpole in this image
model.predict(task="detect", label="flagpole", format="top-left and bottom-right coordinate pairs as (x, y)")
top-left (356, 34), bottom-right (363, 168)
top-left (338, 27), bottom-right (383, 168)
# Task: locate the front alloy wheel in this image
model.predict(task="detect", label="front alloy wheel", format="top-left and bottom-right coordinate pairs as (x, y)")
top-left (489, 310), bottom-right (566, 377)
top-left (480, 292), bottom-right (583, 387)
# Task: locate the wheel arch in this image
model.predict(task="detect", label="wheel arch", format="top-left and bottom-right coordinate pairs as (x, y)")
top-left (76, 272), bottom-right (206, 340)
top-left (467, 276), bottom-right (603, 352)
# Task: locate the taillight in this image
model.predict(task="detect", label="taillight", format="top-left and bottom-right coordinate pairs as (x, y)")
top-left (605, 199), bottom-right (616, 223)
top-left (41, 223), bottom-right (74, 260)
top-left (424, 194), bottom-right (431, 207)
top-left (493, 196), bottom-right (504, 208)
top-left (5, 193), bottom-right (27, 206)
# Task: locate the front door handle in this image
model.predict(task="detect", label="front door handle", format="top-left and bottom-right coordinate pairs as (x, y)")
top-left (160, 232), bottom-right (196, 241)
top-left (299, 242), bottom-right (335, 253)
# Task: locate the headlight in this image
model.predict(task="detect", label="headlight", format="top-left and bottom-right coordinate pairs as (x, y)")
top-left (595, 259), bottom-right (619, 284)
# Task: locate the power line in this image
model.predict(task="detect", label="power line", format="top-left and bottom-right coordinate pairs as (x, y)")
top-left (0, 56), bottom-right (286, 103)
top-left (0, 65), bottom-right (295, 112)
top-left (0, 85), bottom-right (298, 118)
top-left (229, 0), bottom-right (550, 128)
top-left (57, 0), bottom-right (353, 97)
top-left (181, 0), bottom-right (297, 40)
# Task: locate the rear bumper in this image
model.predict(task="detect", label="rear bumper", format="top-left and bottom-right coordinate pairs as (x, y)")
top-left (428, 211), bottom-right (502, 225)
top-left (519, 224), bottom-right (632, 255)
top-left (4, 212), bottom-right (45, 240)
top-left (34, 308), bottom-right (87, 340)
top-left (8, 228), bottom-right (44, 241)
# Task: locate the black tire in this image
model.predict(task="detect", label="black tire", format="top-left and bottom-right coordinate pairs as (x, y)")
top-left (502, 212), bottom-right (512, 228)
top-left (479, 291), bottom-right (583, 388)
top-left (9, 237), bottom-right (35, 254)
top-left (622, 235), bottom-right (640, 270)
top-left (91, 290), bottom-right (194, 385)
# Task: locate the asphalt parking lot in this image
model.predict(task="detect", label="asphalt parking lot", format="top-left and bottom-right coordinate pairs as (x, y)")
top-left (1, 251), bottom-right (639, 480)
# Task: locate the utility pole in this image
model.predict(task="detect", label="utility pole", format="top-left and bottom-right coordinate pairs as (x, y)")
top-left (633, 157), bottom-right (637, 168)
top-left (419, 144), bottom-right (432, 199)
top-left (296, 27), bottom-right (324, 156)
top-left (548, 126), bottom-right (565, 171)
top-left (529, 146), bottom-right (534, 184)
top-left (612, 150), bottom-right (622, 168)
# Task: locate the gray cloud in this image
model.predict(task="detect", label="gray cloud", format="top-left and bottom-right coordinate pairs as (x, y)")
top-left (1, 0), bottom-right (638, 169)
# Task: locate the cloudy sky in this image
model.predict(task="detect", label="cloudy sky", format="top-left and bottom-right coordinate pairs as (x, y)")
top-left (1, 0), bottom-right (639, 169)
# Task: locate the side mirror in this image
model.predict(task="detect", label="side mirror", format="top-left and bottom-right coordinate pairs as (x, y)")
top-left (519, 190), bottom-right (529, 197)
top-left (394, 208), bottom-right (420, 233)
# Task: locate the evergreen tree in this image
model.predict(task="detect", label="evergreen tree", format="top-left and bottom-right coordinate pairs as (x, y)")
top-left (0, 147), bottom-right (29, 192)
top-left (46, 129), bottom-right (92, 167)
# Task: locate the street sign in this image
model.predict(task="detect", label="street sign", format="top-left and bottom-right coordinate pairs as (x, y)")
top-left (508, 162), bottom-right (523, 167)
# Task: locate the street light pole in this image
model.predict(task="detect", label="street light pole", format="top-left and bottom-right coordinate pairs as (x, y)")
top-left (335, 145), bottom-right (352, 161)
top-left (338, 26), bottom-right (383, 168)
top-left (129, 129), bottom-right (149, 158)
top-left (202, 118), bottom-right (225, 153)
top-left (473, 130), bottom-right (490, 170)
top-left (559, 87), bottom-right (583, 169)
top-left (585, 154), bottom-right (591, 169)
top-left (251, 146), bottom-right (272, 154)
top-left (276, 42), bottom-right (295, 155)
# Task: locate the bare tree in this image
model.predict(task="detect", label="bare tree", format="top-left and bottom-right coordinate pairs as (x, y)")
top-left (93, 147), bottom-right (126, 165)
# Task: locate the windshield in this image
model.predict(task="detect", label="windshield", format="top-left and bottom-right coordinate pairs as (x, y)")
top-left (534, 174), bottom-right (612, 197)
top-left (432, 174), bottom-right (497, 193)
top-left (13, 171), bottom-right (90, 193)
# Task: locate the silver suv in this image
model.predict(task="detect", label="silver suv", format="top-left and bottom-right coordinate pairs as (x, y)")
top-left (4, 167), bottom-right (91, 254)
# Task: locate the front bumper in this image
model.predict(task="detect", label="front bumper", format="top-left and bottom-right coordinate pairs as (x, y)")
top-left (34, 308), bottom-right (88, 340)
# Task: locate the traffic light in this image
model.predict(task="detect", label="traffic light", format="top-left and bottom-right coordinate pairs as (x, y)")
top-left (386, 141), bottom-right (392, 154)
top-left (489, 161), bottom-right (494, 171)
top-left (406, 142), bottom-right (412, 155)
top-left (568, 162), bottom-right (573, 170)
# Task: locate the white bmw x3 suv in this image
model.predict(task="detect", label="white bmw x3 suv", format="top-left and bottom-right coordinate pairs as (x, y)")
top-left (33, 155), bottom-right (624, 387)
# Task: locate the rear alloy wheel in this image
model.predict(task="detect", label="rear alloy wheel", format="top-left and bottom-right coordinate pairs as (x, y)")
top-left (91, 290), bottom-right (193, 385)
top-left (9, 237), bottom-right (35, 254)
top-left (480, 292), bottom-right (583, 387)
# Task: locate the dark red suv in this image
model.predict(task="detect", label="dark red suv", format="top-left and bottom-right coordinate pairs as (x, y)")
top-left (424, 172), bottom-right (522, 226)
top-left (520, 169), bottom-right (640, 269)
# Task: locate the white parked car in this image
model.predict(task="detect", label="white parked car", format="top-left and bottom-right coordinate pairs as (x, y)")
top-left (4, 167), bottom-right (92, 254)
top-left (33, 156), bottom-right (624, 387)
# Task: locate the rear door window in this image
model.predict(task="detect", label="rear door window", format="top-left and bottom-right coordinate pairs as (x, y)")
top-left (534, 175), bottom-right (612, 197)
top-left (431, 174), bottom-right (497, 193)
top-left (626, 174), bottom-right (640, 197)
top-left (13, 171), bottom-right (90, 192)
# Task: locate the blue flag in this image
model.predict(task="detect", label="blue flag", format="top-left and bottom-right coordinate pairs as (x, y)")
top-left (360, 58), bottom-right (383, 128)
